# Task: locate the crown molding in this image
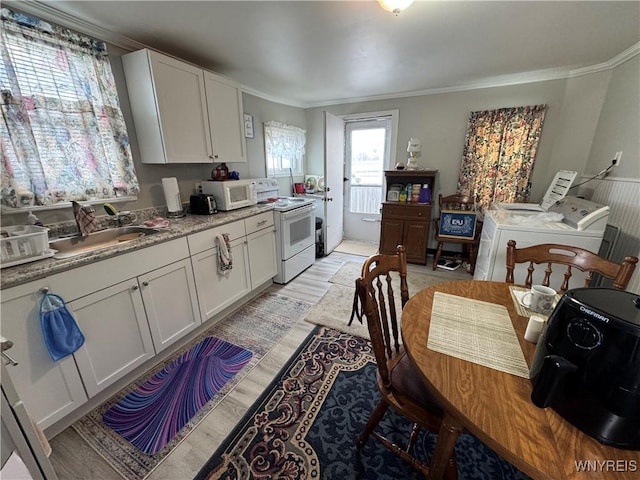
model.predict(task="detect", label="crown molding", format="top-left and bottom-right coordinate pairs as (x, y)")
top-left (3, 0), bottom-right (148, 52)
top-left (240, 85), bottom-right (307, 110)
top-left (306, 43), bottom-right (640, 108)
top-left (7, 1), bottom-right (639, 110)
top-left (568, 42), bottom-right (640, 78)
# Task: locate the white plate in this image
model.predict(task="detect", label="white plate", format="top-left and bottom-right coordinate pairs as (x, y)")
top-left (1, 249), bottom-right (57, 269)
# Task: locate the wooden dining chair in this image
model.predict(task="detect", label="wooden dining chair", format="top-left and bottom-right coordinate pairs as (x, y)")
top-left (432, 193), bottom-right (482, 274)
top-left (354, 245), bottom-right (457, 479)
top-left (505, 240), bottom-right (638, 293)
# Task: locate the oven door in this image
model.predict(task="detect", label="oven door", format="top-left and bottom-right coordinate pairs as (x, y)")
top-left (280, 204), bottom-right (315, 260)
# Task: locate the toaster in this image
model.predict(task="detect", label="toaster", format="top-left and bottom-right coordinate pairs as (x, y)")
top-left (190, 194), bottom-right (217, 215)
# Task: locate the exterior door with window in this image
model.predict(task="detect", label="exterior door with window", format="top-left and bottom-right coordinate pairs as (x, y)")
top-left (343, 117), bottom-right (392, 242)
top-left (323, 112), bottom-right (345, 254)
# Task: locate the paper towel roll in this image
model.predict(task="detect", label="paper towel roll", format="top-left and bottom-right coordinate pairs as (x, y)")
top-left (162, 177), bottom-right (182, 214)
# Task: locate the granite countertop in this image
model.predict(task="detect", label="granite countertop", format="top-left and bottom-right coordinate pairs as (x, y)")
top-left (1, 205), bottom-right (273, 290)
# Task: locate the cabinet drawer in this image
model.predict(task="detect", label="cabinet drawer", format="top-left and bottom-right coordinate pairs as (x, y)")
top-left (245, 211), bottom-right (274, 235)
top-left (49, 238), bottom-right (190, 302)
top-left (187, 220), bottom-right (246, 255)
top-left (383, 204), bottom-right (431, 220)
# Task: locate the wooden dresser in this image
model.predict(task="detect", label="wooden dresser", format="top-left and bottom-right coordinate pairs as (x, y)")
top-left (379, 170), bottom-right (438, 264)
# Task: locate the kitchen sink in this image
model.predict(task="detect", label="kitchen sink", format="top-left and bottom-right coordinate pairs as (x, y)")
top-left (49, 226), bottom-right (162, 259)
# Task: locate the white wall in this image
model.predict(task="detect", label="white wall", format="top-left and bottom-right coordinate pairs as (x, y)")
top-left (579, 55), bottom-right (640, 293)
top-left (305, 60), bottom-right (639, 261)
top-left (585, 56), bottom-right (639, 179)
top-left (305, 78), bottom-right (588, 208)
top-left (241, 93), bottom-right (308, 195)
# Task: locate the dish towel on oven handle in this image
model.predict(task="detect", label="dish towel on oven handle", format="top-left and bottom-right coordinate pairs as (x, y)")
top-left (216, 233), bottom-right (233, 273)
top-left (39, 293), bottom-right (85, 361)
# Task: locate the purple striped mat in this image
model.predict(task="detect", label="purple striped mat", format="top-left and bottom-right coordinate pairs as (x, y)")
top-left (102, 337), bottom-right (253, 455)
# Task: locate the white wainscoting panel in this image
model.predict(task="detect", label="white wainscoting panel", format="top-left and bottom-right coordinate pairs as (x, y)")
top-left (579, 176), bottom-right (640, 294)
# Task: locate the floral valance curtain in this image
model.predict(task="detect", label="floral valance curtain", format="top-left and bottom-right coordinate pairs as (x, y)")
top-left (0, 8), bottom-right (139, 209)
top-left (264, 121), bottom-right (306, 176)
top-left (457, 105), bottom-right (547, 212)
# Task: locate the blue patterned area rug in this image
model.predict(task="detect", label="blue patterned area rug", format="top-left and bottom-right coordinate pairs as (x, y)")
top-left (196, 326), bottom-right (531, 480)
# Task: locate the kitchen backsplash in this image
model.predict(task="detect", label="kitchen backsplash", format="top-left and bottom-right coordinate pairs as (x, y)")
top-left (45, 204), bottom-right (187, 238)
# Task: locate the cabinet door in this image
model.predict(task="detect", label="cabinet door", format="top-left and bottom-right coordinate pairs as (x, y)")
top-left (204, 71), bottom-right (247, 163)
top-left (379, 218), bottom-right (404, 254)
top-left (140, 259), bottom-right (201, 353)
top-left (191, 238), bottom-right (251, 321)
top-left (247, 227), bottom-right (277, 289)
top-left (403, 220), bottom-right (429, 264)
top-left (69, 280), bottom-right (155, 397)
top-left (149, 51), bottom-right (213, 163)
top-left (1, 282), bottom-right (87, 429)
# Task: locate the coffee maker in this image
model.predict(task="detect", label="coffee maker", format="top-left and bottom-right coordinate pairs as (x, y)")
top-left (530, 287), bottom-right (640, 449)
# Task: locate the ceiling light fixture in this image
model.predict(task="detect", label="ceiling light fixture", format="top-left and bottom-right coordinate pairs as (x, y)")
top-left (378, 0), bottom-right (414, 15)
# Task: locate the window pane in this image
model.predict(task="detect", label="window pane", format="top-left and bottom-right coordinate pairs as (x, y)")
top-left (349, 128), bottom-right (384, 187)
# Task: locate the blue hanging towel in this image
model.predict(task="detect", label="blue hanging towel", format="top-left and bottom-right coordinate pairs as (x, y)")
top-left (40, 293), bottom-right (85, 361)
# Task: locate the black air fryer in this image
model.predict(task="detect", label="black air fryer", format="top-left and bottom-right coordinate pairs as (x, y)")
top-left (530, 287), bottom-right (640, 450)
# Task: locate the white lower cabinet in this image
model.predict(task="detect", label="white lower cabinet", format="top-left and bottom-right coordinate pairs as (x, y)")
top-left (50, 238), bottom-right (198, 398)
top-left (0, 212), bottom-right (277, 433)
top-left (245, 212), bottom-right (277, 289)
top-left (0, 281), bottom-right (88, 429)
top-left (68, 279), bottom-right (155, 398)
top-left (69, 259), bottom-right (200, 398)
top-left (191, 238), bottom-right (251, 321)
top-left (140, 258), bottom-right (201, 353)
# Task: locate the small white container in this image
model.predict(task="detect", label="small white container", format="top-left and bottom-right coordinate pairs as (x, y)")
top-left (524, 315), bottom-right (546, 343)
top-left (1, 225), bottom-right (49, 263)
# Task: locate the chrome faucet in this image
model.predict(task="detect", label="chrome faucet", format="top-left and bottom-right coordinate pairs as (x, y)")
top-left (103, 203), bottom-right (137, 227)
top-left (72, 201), bottom-right (98, 237)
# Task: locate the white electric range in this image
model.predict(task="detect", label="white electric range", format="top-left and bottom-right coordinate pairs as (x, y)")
top-left (254, 179), bottom-right (316, 284)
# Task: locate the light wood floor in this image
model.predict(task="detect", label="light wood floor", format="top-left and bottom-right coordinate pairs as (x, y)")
top-left (48, 248), bottom-right (470, 479)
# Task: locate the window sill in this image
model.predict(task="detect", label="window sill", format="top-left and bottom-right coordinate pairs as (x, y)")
top-left (1, 196), bottom-right (138, 215)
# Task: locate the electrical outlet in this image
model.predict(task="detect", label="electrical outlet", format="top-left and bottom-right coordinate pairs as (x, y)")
top-left (195, 182), bottom-right (202, 194)
top-left (613, 151), bottom-right (623, 167)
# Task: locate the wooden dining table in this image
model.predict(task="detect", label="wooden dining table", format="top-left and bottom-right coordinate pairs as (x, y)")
top-left (401, 280), bottom-right (639, 480)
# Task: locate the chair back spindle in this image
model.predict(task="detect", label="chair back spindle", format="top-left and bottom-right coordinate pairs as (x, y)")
top-left (506, 240), bottom-right (637, 293)
top-left (356, 247), bottom-right (408, 388)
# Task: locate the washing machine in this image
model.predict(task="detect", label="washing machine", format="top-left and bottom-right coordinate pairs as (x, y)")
top-left (474, 196), bottom-right (610, 287)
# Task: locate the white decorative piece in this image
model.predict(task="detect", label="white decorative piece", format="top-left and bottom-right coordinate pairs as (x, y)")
top-left (406, 137), bottom-right (421, 170)
top-left (243, 113), bottom-right (254, 138)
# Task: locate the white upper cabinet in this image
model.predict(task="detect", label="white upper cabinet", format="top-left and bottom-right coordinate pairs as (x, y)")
top-left (122, 49), bottom-right (246, 164)
top-left (204, 71), bottom-right (247, 163)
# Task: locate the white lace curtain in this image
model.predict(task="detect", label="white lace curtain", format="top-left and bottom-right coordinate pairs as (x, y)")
top-left (264, 121), bottom-right (306, 176)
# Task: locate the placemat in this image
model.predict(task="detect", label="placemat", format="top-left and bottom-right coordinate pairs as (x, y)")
top-left (427, 292), bottom-right (530, 378)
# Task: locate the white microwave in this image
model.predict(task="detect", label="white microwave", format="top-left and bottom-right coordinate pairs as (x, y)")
top-left (201, 179), bottom-right (257, 211)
